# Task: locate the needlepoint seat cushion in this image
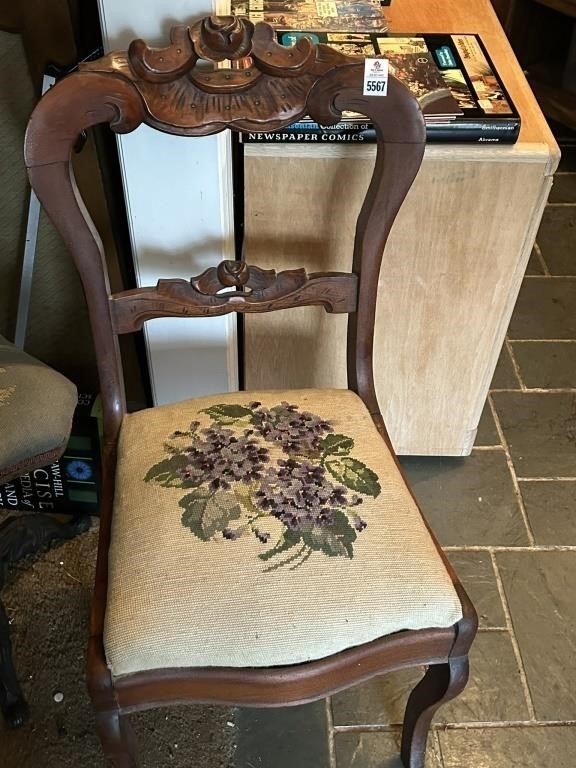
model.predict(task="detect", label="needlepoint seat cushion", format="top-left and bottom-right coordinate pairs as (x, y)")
top-left (104, 388), bottom-right (462, 677)
top-left (0, 334), bottom-right (77, 484)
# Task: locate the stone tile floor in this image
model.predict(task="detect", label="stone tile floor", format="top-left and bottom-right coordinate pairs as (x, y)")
top-left (2, 156), bottom-right (576, 768)
top-left (233, 155), bottom-right (576, 766)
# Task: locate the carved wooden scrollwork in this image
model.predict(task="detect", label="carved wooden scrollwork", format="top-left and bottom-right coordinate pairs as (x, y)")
top-left (110, 261), bottom-right (358, 333)
top-left (80, 15), bottom-right (355, 135)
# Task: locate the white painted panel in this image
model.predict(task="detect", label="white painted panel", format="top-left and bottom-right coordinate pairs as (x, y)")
top-left (97, 0), bottom-right (238, 405)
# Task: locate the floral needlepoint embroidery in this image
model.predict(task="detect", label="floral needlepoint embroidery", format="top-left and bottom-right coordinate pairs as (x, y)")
top-left (144, 402), bottom-right (381, 570)
top-left (0, 385), bottom-right (16, 407)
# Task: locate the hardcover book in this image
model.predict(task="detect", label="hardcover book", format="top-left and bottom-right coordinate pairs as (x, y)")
top-left (230, 0), bottom-right (389, 32)
top-left (240, 32), bottom-right (520, 144)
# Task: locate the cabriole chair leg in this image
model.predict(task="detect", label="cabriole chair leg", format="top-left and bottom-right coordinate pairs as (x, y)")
top-left (400, 656), bottom-right (469, 768)
top-left (95, 708), bottom-right (137, 768)
top-left (0, 599), bottom-right (29, 728)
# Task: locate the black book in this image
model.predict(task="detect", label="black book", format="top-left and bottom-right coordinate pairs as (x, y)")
top-left (240, 33), bottom-right (520, 144)
top-left (0, 394), bottom-right (102, 517)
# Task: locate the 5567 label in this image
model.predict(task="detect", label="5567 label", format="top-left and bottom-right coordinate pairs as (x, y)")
top-left (363, 58), bottom-right (389, 97)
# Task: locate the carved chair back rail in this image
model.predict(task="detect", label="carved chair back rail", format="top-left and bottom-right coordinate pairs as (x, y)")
top-left (25, 15), bottom-right (425, 448)
top-left (24, 15), bottom-right (476, 768)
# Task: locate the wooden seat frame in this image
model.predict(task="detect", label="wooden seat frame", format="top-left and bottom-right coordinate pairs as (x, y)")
top-left (24, 16), bottom-right (477, 768)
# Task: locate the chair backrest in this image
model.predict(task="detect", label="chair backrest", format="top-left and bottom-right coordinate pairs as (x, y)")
top-left (24, 15), bottom-right (425, 449)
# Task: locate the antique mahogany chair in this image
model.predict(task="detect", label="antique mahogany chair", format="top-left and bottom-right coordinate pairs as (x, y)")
top-left (24, 16), bottom-right (477, 768)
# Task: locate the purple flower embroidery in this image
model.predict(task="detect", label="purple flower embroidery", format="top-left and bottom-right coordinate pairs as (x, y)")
top-left (145, 401), bottom-right (380, 570)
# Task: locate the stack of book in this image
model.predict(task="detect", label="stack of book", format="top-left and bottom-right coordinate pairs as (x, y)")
top-left (230, 1), bottom-right (520, 144)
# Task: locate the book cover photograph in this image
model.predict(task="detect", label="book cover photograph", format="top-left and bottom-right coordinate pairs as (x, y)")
top-left (240, 31), bottom-right (520, 145)
top-left (451, 34), bottom-right (514, 115)
top-left (277, 31), bottom-right (463, 121)
top-left (230, 0), bottom-right (389, 32)
top-left (374, 36), bottom-right (461, 117)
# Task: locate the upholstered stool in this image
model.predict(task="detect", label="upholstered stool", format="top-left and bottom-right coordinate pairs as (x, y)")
top-left (0, 334), bottom-right (77, 485)
top-left (0, 334), bottom-right (83, 728)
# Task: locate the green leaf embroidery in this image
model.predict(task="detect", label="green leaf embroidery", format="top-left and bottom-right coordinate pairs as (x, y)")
top-left (144, 454), bottom-right (189, 487)
top-left (303, 511), bottom-right (356, 558)
top-left (259, 529), bottom-right (301, 561)
top-left (321, 433), bottom-right (354, 456)
top-left (325, 457), bottom-right (381, 498)
top-left (199, 404), bottom-right (253, 424)
top-left (180, 489), bottom-right (242, 540)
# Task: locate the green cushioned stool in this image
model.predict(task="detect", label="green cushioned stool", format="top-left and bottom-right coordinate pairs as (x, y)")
top-left (0, 334), bottom-right (77, 484)
top-left (0, 334), bottom-right (88, 729)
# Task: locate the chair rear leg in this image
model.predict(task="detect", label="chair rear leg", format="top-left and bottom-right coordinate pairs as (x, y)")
top-left (400, 656), bottom-right (469, 768)
top-left (0, 599), bottom-right (29, 728)
top-left (95, 708), bottom-right (137, 768)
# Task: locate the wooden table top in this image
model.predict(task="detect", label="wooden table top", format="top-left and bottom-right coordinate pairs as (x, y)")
top-left (386, 0), bottom-right (558, 152)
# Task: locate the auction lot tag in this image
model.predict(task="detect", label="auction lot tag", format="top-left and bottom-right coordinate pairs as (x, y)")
top-left (363, 58), bottom-right (389, 96)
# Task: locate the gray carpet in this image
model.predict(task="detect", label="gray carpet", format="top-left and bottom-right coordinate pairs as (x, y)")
top-left (0, 521), bottom-right (235, 767)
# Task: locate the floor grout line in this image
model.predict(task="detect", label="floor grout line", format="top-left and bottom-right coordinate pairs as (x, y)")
top-left (532, 241), bottom-right (551, 276)
top-left (523, 274), bottom-right (576, 278)
top-left (326, 698), bottom-right (337, 768)
top-left (490, 552), bottom-right (537, 721)
top-left (332, 719), bottom-right (576, 734)
top-left (505, 338), bottom-right (526, 391)
top-left (545, 202), bottom-right (576, 207)
top-left (444, 545), bottom-right (576, 552)
top-left (491, 387), bottom-right (576, 394)
top-left (332, 724), bottom-right (399, 733)
top-left (433, 728), bottom-right (446, 768)
top-left (488, 394), bottom-right (535, 546)
top-left (508, 339), bottom-right (576, 343)
top-left (517, 476), bottom-right (576, 482)
top-left (435, 719), bottom-right (576, 730)
top-left (472, 445), bottom-right (504, 451)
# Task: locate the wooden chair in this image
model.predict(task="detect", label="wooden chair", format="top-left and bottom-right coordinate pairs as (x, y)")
top-left (24, 16), bottom-right (477, 768)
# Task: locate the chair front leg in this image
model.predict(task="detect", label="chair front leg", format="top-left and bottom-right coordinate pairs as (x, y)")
top-left (0, 597), bottom-right (29, 728)
top-left (400, 655), bottom-right (469, 768)
top-left (96, 708), bottom-right (138, 768)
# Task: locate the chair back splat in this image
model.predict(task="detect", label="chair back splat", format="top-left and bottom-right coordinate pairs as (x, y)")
top-left (23, 18), bottom-right (476, 768)
top-left (24, 14), bottom-right (425, 447)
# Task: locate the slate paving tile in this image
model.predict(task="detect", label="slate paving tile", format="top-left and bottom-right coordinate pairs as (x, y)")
top-left (536, 206), bottom-right (576, 275)
top-left (525, 246), bottom-right (545, 275)
top-left (558, 146), bottom-right (576, 172)
top-left (549, 173), bottom-right (576, 202)
top-left (232, 701), bottom-right (329, 768)
top-left (438, 632), bottom-right (530, 724)
top-left (491, 392), bottom-right (576, 477)
top-left (510, 341), bottom-right (576, 388)
top-left (520, 481), bottom-right (576, 545)
top-left (332, 633), bottom-right (528, 727)
top-left (332, 667), bottom-right (423, 727)
top-left (497, 551), bottom-right (576, 720)
top-left (491, 344), bottom-right (520, 389)
top-left (507, 278), bottom-right (576, 339)
top-left (335, 730), bottom-right (443, 768)
top-left (446, 552), bottom-right (506, 628)
top-left (439, 726), bottom-right (576, 768)
top-left (400, 452), bottom-right (528, 546)
top-left (474, 401), bottom-right (500, 446)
